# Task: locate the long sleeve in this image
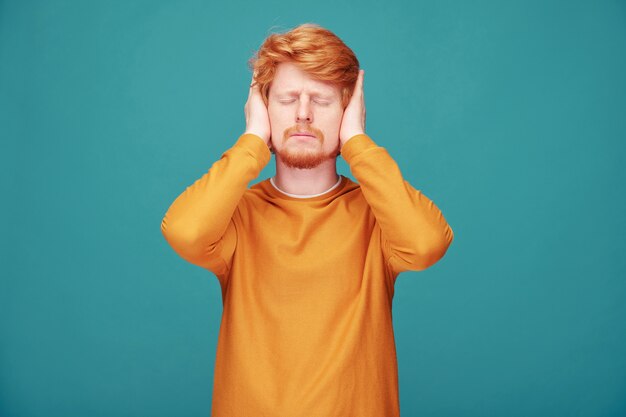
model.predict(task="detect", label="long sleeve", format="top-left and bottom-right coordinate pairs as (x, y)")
top-left (160, 133), bottom-right (271, 281)
top-left (340, 134), bottom-right (454, 276)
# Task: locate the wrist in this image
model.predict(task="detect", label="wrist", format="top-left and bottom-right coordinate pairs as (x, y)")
top-left (341, 131), bottom-right (365, 146)
top-left (243, 130), bottom-right (270, 144)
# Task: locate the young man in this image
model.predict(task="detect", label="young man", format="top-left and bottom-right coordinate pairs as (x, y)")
top-left (161, 23), bottom-right (454, 417)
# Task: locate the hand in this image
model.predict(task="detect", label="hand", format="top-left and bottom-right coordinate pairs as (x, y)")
top-left (244, 71), bottom-right (271, 145)
top-left (339, 69), bottom-right (366, 147)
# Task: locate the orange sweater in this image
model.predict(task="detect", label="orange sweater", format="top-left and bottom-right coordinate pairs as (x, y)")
top-left (161, 133), bottom-right (454, 417)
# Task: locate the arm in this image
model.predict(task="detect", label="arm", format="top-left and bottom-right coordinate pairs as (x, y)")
top-left (341, 134), bottom-right (454, 275)
top-left (338, 69), bottom-right (453, 276)
top-left (161, 71), bottom-right (272, 281)
top-left (160, 133), bottom-right (270, 279)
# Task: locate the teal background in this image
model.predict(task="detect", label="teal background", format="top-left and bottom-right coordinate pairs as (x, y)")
top-left (1, 0), bottom-right (625, 416)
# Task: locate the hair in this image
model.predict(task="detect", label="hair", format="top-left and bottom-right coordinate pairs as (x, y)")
top-left (247, 23), bottom-right (360, 109)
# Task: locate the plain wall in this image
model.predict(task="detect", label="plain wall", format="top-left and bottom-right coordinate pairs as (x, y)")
top-left (1, 0), bottom-right (625, 416)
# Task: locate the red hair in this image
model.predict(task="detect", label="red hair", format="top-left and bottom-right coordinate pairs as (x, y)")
top-left (247, 23), bottom-right (360, 109)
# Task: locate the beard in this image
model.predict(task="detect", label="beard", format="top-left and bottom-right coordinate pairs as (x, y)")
top-left (272, 125), bottom-right (340, 169)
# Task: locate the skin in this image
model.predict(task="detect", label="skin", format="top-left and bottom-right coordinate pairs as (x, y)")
top-left (244, 62), bottom-right (366, 195)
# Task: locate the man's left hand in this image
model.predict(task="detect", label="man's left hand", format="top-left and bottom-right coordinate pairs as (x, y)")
top-left (339, 69), bottom-right (366, 148)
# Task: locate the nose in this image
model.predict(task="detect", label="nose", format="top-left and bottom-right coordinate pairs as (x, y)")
top-left (296, 99), bottom-right (312, 123)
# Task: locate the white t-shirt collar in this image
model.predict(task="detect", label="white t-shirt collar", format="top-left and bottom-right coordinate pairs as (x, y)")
top-left (270, 175), bottom-right (343, 198)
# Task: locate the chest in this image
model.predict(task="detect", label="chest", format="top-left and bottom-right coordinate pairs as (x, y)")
top-left (247, 199), bottom-right (373, 256)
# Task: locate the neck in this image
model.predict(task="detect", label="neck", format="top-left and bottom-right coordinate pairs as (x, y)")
top-left (273, 157), bottom-right (340, 196)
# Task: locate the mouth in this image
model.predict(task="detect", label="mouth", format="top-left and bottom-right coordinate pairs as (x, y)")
top-left (290, 132), bottom-right (316, 138)
top-left (291, 135), bottom-right (317, 141)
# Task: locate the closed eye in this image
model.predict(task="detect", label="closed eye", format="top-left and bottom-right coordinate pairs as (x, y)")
top-left (277, 98), bottom-right (331, 105)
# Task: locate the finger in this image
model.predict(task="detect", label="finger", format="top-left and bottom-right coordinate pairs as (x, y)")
top-left (354, 69), bottom-right (364, 96)
top-left (359, 69), bottom-right (365, 92)
top-left (248, 72), bottom-right (257, 99)
top-left (355, 71), bottom-right (364, 105)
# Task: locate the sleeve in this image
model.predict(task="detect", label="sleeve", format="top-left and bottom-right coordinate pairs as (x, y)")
top-left (160, 133), bottom-right (271, 283)
top-left (340, 134), bottom-right (454, 277)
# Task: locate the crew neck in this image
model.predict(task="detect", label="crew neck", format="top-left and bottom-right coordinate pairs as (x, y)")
top-left (267, 175), bottom-right (346, 201)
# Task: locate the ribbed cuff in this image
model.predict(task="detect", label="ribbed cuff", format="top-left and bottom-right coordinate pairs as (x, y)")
top-left (340, 134), bottom-right (378, 163)
top-left (235, 133), bottom-right (272, 167)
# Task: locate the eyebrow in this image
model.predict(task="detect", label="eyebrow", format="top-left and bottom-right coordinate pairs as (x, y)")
top-left (276, 89), bottom-right (334, 99)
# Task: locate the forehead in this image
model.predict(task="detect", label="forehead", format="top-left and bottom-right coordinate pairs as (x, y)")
top-left (271, 62), bottom-right (340, 96)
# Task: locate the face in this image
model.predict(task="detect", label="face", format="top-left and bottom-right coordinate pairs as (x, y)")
top-left (267, 62), bottom-right (344, 169)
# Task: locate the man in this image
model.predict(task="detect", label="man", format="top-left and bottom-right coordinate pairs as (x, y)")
top-left (161, 23), bottom-right (454, 417)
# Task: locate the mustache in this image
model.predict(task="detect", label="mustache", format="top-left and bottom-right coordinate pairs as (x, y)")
top-left (284, 125), bottom-right (324, 140)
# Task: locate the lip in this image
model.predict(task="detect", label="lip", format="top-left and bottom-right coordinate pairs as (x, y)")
top-left (291, 135), bottom-right (317, 141)
top-left (291, 132), bottom-right (315, 137)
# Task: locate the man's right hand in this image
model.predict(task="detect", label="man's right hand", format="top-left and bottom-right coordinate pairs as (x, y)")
top-left (244, 71), bottom-right (271, 147)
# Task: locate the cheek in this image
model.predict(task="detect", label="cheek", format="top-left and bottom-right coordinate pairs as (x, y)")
top-left (323, 110), bottom-right (344, 131)
top-left (328, 105), bottom-right (343, 121)
top-left (268, 107), bottom-right (284, 128)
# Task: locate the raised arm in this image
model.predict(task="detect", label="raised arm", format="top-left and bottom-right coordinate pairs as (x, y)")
top-left (339, 70), bottom-right (453, 276)
top-left (341, 135), bottom-right (453, 275)
top-left (160, 72), bottom-right (272, 281)
top-left (161, 134), bottom-right (270, 276)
